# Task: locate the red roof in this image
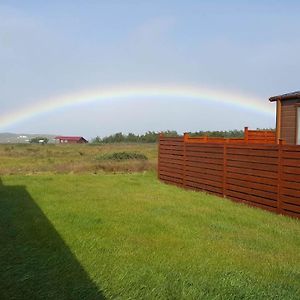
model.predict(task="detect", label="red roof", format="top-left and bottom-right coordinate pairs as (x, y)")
top-left (55, 136), bottom-right (87, 141)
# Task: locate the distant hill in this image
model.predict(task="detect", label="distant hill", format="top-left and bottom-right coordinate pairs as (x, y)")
top-left (0, 133), bottom-right (58, 144)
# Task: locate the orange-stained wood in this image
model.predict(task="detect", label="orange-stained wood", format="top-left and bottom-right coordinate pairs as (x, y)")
top-left (158, 132), bottom-right (300, 219)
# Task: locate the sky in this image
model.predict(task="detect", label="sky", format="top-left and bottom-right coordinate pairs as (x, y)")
top-left (1, 0), bottom-right (300, 138)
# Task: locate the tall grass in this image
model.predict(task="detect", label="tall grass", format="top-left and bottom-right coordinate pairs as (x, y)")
top-left (0, 143), bottom-right (157, 175)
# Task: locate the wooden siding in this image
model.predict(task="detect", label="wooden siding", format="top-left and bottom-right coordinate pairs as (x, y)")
top-left (158, 136), bottom-right (300, 219)
top-left (280, 99), bottom-right (300, 144)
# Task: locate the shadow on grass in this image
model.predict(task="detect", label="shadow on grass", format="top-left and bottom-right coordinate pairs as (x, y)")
top-left (0, 178), bottom-right (105, 299)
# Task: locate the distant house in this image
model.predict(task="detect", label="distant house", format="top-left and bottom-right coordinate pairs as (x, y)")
top-left (55, 136), bottom-right (88, 144)
top-left (269, 91), bottom-right (300, 145)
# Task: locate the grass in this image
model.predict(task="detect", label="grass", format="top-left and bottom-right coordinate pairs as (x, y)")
top-left (1, 172), bottom-right (299, 299)
top-left (0, 143), bottom-right (157, 175)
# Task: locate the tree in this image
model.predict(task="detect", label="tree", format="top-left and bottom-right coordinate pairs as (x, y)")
top-left (29, 137), bottom-right (49, 144)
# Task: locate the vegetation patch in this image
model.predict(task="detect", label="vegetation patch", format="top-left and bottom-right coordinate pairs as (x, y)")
top-left (96, 151), bottom-right (148, 161)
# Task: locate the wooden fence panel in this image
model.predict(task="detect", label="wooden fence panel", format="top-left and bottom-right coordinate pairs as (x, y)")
top-left (158, 135), bottom-right (300, 219)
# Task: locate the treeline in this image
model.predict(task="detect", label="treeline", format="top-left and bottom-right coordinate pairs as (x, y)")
top-left (90, 129), bottom-right (264, 144)
top-left (189, 129), bottom-right (244, 138)
top-left (91, 131), bottom-right (178, 144)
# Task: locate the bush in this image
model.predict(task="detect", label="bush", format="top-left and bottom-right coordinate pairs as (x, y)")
top-left (96, 151), bottom-right (148, 161)
top-left (29, 137), bottom-right (49, 144)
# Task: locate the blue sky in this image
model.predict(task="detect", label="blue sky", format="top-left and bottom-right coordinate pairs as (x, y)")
top-left (1, 1), bottom-right (300, 137)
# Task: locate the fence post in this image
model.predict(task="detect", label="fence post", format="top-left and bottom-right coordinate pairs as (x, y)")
top-left (223, 142), bottom-right (228, 197)
top-left (204, 135), bottom-right (208, 143)
top-left (277, 139), bottom-right (283, 214)
top-left (244, 127), bottom-right (249, 144)
top-left (158, 133), bottom-right (163, 180)
top-left (183, 133), bottom-right (189, 188)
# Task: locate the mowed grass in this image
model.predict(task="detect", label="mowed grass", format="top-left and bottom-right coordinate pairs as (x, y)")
top-left (1, 172), bottom-right (299, 299)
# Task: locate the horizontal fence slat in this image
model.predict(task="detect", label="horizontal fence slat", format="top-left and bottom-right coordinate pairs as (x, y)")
top-left (281, 203), bottom-right (300, 214)
top-left (226, 148), bottom-right (278, 158)
top-left (185, 165), bottom-right (223, 177)
top-left (227, 184), bottom-right (277, 202)
top-left (227, 160), bottom-right (278, 172)
top-left (185, 180), bottom-right (223, 195)
top-left (185, 150), bottom-right (224, 159)
top-left (281, 195), bottom-right (300, 206)
top-left (185, 156), bottom-right (223, 165)
top-left (185, 161), bottom-right (224, 171)
top-left (226, 154), bottom-right (278, 165)
top-left (226, 178), bottom-right (277, 193)
top-left (226, 190), bottom-right (277, 208)
top-left (185, 175), bottom-right (223, 188)
top-left (227, 172), bottom-right (277, 186)
top-left (227, 166), bottom-right (277, 179)
top-left (283, 166), bottom-right (300, 175)
top-left (228, 196), bottom-right (277, 213)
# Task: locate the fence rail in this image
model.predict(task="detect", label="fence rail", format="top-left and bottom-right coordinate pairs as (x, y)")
top-left (158, 131), bottom-right (300, 219)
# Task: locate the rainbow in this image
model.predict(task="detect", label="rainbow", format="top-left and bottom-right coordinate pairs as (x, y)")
top-left (0, 84), bottom-right (274, 129)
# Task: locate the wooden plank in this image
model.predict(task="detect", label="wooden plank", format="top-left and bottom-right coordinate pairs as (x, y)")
top-left (185, 170), bottom-right (223, 183)
top-left (185, 156), bottom-right (223, 165)
top-left (185, 161), bottom-right (224, 171)
top-left (282, 145), bottom-right (300, 152)
top-left (281, 195), bottom-right (300, 206)
top-left (227, 144), bottom-right (278, 150)
top-left (185, 174), bottom-right (223, 188)
top-left (281, 181), bottom-right (300, 191)
top-left (227, 160), bottom-right (278, 172)
top-left (227, 184), bottom-right (277, 201)
top-left (160, 170), bottom-right (183, 180)
top-left (227, 166), bottom-right (277, 179)
top-left (159, 174), bottom-right (183, 185)
top-left (185, 144), bottom-right (224, 153)
top-left (226, 177), bottom-right (277, 193)
top-left (185, 180), bottom-right (223, 195)
top-left (282, 158), bottom-right (300, 167)
top-left (282, 172), bottom-right (300, 182)
top-left (283, 166), bottom-right (300, 175)
top-left (281, 202), bottom-right (300, 213)
top-left (282, 151), bottom-right (300, 158)
top-left (160, 153), bottom-right (183, 160)
top-left (160, 151), bottom-right (183, 156)
top-left (227, 195), bottom-right (277, 213)
top-left (281, 209), bottom-right (300, 219)
top-left (227, 172), bottom-right (277, 186)
top-left (226, 154), bottom-right (278, 165)
top-left (281, 188), bottom-right (300, 198)
top-left (159, 162), bottom-right (184, 170)
top-left (185, 165), bottom-right (223, 176)
top-left (159, 167), bottom-right (183, 176)
top-left (160, 145), bottom-right (184, 150)
top-left (226, 190), bottom-right (277, 208)
top-left (185, 150), bottom-right (224, 159)
top-left (226, 148), bottom-right (278, 158)
top-left (159, 142), bottom-right (183, 147)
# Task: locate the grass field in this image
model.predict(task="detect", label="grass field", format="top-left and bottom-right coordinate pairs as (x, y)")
top-left (0, 143), bottom-right (157, 175)
top-left (0, 144), bottom-right (300, 299)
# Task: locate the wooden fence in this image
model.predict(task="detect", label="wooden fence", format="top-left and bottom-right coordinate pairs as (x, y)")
top-left (158, 131), bottom-right (300, 219)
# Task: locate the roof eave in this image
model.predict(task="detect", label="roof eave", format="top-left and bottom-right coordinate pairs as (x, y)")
top-left (269, 93), bottom-right (300, 102)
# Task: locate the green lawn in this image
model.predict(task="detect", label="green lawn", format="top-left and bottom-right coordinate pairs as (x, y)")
top-left (1, 172), bottom-right (299, 299)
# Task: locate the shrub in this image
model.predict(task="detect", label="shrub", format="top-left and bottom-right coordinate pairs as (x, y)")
top-left (96, 151), bottom-right (148, 161)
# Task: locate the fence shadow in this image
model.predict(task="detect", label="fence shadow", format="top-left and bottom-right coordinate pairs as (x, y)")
top-left (0, 178), bottom-right (105, 299)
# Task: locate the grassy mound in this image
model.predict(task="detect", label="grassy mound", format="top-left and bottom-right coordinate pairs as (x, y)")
top-left (96, 151), bottom-right (148, 161)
